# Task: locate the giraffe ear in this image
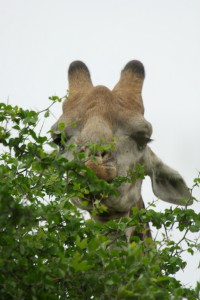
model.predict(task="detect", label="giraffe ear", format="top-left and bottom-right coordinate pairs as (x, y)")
top-left (144, 148), bottom-right (193, 206)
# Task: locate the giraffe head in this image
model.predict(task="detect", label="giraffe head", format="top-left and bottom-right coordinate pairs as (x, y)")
top-left (51, 60), bottom-right (192, 222)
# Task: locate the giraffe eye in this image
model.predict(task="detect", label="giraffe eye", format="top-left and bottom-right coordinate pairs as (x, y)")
top-left (53, 134), bottom-right (61, 145)
top-left (53, 134), bottom-right (67, 151)
top-left (132, 133), bottom-right (152, 151)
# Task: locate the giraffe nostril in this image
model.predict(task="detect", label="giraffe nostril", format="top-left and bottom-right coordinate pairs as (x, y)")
top-left (79, 146), bottom-right (90, 156)
top-left (94, 150), bottom-right (108, 158)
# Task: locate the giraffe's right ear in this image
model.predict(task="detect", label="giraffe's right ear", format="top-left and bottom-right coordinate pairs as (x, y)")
top-left (144, 147), bottom-right (193, 206)
top-left (68, 60), bottom-right (93, 94)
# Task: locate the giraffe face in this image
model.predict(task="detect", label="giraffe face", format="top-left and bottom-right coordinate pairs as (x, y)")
top-left (51, 61), bottom-right (192, 221)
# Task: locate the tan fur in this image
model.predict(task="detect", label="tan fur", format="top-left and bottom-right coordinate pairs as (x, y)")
top-left (51, 60), bottom-right (192, 241)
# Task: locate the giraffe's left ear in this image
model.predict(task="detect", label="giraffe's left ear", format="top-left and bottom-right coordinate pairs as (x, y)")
top-left (144, 147), bottom-right (193, 206)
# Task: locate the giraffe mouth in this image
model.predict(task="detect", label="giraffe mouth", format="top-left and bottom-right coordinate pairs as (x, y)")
top-left (85, 159), bottom-right (117, 182)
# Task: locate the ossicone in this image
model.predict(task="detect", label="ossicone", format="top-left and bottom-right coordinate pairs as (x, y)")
top-left (68, 61), bottom-right (90, 77)
top-left (112, 60), bottom-right (145, 112)
top-left (122, 60), bottom-right (145, 78)
top-left (68, 60), bottom-right (93, 94)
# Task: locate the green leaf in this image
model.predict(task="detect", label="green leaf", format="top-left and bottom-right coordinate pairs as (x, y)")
top-left (48, 95), bottom-right (62, 102)
top-left (44, 110), bottom-right (50, 118)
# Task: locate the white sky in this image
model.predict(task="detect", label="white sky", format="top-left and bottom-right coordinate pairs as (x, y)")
top-left (0, 0), bottom-right (200, 288)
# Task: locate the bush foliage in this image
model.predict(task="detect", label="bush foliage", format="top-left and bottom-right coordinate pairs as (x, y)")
top-left (0, 100), bottom-right (200, 299)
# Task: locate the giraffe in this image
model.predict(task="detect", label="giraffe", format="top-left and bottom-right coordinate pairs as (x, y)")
top-left (51, 60), bottom-right (192, 240)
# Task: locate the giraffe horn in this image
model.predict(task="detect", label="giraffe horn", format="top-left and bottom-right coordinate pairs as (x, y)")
top-left (68, 61), bottom-right (93, 94)
top-left (114, 60), bottom-right (145, 93)
top-left (113, 60), bottom-right (145, 112)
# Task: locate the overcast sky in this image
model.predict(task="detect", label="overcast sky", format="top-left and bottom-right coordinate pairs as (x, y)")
top-left (0, 0), bottom-right (200, 287)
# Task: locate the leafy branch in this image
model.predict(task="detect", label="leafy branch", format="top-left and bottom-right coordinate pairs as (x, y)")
top-left (0, 101), bottom-right (199, 300)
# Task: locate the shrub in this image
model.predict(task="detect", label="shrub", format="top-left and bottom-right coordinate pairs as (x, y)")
top-left (0, 100), bottom-right (199, 299)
